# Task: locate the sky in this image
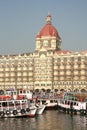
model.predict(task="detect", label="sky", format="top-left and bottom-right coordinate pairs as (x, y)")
top-left (0, 0), bottom-right (87, 55)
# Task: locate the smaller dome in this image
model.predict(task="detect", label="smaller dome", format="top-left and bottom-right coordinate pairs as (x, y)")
top-left (36, 14), bottom-right (62, 42)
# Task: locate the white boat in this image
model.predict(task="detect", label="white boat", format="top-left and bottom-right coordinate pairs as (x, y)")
top-left (57, 98), bottom-right (87, 115)
top-left (0, 99), bottom-right (36, 118)
top-left (0, 89), bottom-right (33, 100)
top-left (27, 102), bottom-right (37, 117)
top-left (36, 101), bottom-right (46, 115)
top-left (0, 90), bottom-right (17, 100)
top-left (36, 98), bottom-right (57, 110)
top-left (17, 89), bottom-right (33, 100)
top-left (58, 99), bottom-right (84, 109)
top-left (46, 99), bottom-right (57, 110)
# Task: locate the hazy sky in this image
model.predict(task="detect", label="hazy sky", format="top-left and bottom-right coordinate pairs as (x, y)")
top-left (0, 0), bottom-right (87, 55)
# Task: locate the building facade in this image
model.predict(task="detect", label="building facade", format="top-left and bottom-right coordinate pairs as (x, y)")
top-left (0, 14), bottom-right (87, 92)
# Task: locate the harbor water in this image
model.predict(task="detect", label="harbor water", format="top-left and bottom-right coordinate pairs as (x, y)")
top-left (0, 110), bottom-right (87, 130)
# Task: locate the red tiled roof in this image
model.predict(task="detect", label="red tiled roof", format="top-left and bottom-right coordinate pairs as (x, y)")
top-left (55, 50), bottom-right (72, 54)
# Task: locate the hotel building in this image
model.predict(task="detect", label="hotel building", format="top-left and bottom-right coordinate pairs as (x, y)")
top-left (0, 14), bottom-right (87, 92)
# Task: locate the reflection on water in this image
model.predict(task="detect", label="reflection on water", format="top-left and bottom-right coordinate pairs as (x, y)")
top-left (0, 110), bottom-right (87, 130)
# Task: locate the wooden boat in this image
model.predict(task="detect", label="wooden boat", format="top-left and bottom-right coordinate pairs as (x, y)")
top-left (0, 89), bottom-right (33, 100)
top-left (17, 89), bottom-right (33, 100)
top-left (36, 101), bottom-right (46, 114)
top-left (46, 99), bottom-right (57, 109)
top-left (0, 90), bottom-right (13, 100)
top-left (57, 92), bottom-right (87, 115)
top-left (36, 98), bottom-right (57, 110)
top-left (28, 105), bottom-right (37, 117)
top-left (0, 99), bottom-right (37, 118)
top-left (57, 99), bottom-right (86, 114)
top-left (27, 100), bottom-right (37, 117)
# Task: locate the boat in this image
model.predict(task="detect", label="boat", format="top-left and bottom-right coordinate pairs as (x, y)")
top-left (28, 100), bottom-right (37, 117)
top-left (34, 90), bottom-right (58, 110)
top-left (45, 99), bottom-right (57, 110)
top-left (0, 89), bottom-right (58, 108)
top-left (0, 89), bottom-right (33, 100)
top-left (36, 98), bottom-right (57, 110)
top-left (0, 99), bottom-right (37, 118)
top-left (36, 101), bottom-right (46, 114)
top-left (0, 90), bottom-right (13, 100)
top-left (57, 92), bottom-right (87, 115)
top-left (17, 89), bottom-right (33, 100)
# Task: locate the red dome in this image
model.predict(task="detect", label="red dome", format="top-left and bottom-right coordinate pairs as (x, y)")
top-left (36, 14), bottom-right (62, 42)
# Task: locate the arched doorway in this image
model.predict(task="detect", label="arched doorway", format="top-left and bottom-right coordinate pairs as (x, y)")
top-left (46, 89), bottom-right (51, 93)
top-left (74, 89), bottom-right (79, 92)
top-left (41, 88), bottom-right (46, 92)
top-left (35, 89), bottom-right (39, 93)
top-left (54, 89), bottom-right (58, 92)
top-left (81, 89), bottom-right (86, 92)
top-left (60, 89), bottom-right (65, 92)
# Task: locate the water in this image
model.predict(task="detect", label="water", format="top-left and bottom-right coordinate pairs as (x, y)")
top-left (0, 110), bottom-right (87, 130)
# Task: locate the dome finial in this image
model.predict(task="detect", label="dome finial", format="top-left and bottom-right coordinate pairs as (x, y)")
top-left (48, 12), bottom-right (50, 15)
top-left (46, 13), bottom-right (52, 24)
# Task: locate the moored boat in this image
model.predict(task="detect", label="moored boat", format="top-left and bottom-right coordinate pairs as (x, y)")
top-left (17, 89), bottom-right (33, 100)
top-left (46, 99), bottom-right (57, 110)
top-left (0, 89), bottom-right (33, 100)
top-left (57, 92), bottom-right (87, 115)
top-left (0, 90), bottom-right (14, 100)
top-left (36, 99), bottom-right (57, 110)
top-left (27, 101), bottom-right (37, 117)
top-left (36, 101), bottom-right (46, 114)
top-left (0, 99), bottom-right (36, 118)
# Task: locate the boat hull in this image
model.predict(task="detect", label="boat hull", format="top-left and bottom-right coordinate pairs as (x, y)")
top-left (36, 105), bottom-right (46, 114)
top-left (27, 106), bottom-right (37, 117)
top-left (0, 99), bottom-right (37, 118)
top-left (57, 99), bottom-right (87, 115)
